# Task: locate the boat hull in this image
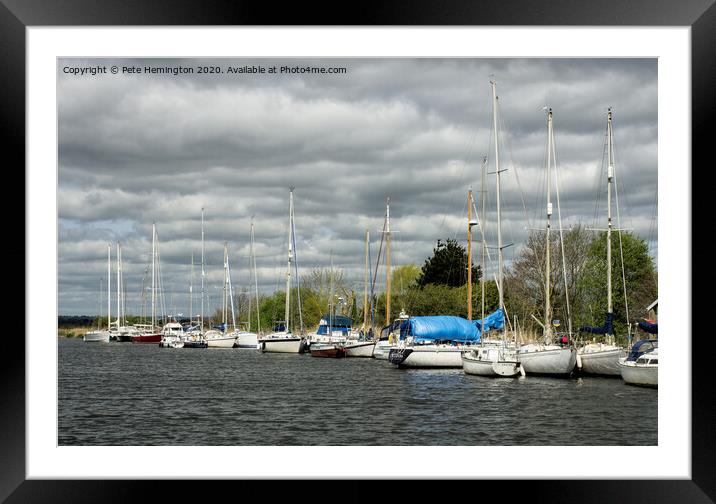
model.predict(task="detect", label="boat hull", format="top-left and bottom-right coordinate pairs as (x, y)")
top-left (259, 337), bottom-right (303, 353)
top-left (310, 345), bottom-right (347, 358)
top-left (344, 341), bottom-right (375, 358)
top-left (206, 336), bottom-right (237, 348)
top-left (619, 362), bottom-right (658, 387)
top-left (183, 340), bottom-right (208, 348)
top-left (372, 341), bottom-right (394, 360)
top-left (519, 346), bottom-right (577, 376)
top-left (131, 333), bottom-right (162, 344)
top-left (462, 354), bottom-right (521, 377)
top-left (235, 333), bottom-right (259, 349)
top-left (579, 347), bottom-right (624, 376)
top-left (83, 331), bottom-right (110, 343)
top-left (390, 346), bottom-right (465, 368)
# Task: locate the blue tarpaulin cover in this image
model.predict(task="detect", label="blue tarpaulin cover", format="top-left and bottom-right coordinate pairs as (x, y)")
top-left (474, 309), bottom-right (505, 333)
top-left (399, 315), bottom-right (480, 343)
top-left (579, 312), bottom-right (614, 335)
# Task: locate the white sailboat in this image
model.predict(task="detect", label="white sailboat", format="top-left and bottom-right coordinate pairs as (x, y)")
top-left (517, 108), bottom-right (577, 376)
top-left (204, 241), bottom-right (239, 348)
top-left (84, 250), bottom-right (111, 343)
top-left (224, 236), bottom-right (259, 349)
top-left (461, 99), bottom-right (522, 378)
top-left (259, 188), bottom-right (305, 353)
top-left (131, 223), bottom-right (164, 343)
top-left (618, 338), bottom-right (658, 387)
top-left (578, 109), bottom-right (627, 375)
top-left (234, 219), bottom-right (262, 349)
top-left (343, 232), bottom-right (378, 357)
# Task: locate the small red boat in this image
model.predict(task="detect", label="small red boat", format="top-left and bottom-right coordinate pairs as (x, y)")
top-left (310, 343), bottom-right (347, 358)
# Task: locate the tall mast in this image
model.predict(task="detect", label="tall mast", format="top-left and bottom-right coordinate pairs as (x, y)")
top-left (385, 197), bottom-right (391, 326)
top-left (223, 241), bottom-right (228, 329)
top-left (116, 242), bottom-right (120, 328)
top-left (480, 156), bottom-right (487, 325)
top-left (606, 109), bottom-right (614, 328)
top-left (363, 229), bottom-right (369, 331)
top-left (189, 252), bottom-right (194, 325)
top-left (329, 250), bottom-right (334, 343)
top-left (285, 188), bottom-right (294, 332)
top-left (201, 207), bottom-right (205, 331)
top-left (467, 189), bottom-right (473, 320)
top-left (251, 219), bottom-right (261, 333)
top-left (107, 243), bottom-right (111, 331)
top-left (544, 109), bottom-right (553, 343)
top-left (492, 81), bottom-right (504, 313)
top-left (151, 223), bottom-right (156, 329)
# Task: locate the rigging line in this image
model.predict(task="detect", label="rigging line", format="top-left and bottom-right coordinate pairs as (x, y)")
top-left (552, 123), bottom-right (573, 338)
top-left (292, 205), bottom-right (304, 333)
top-left (498, 98), bottom-right (531, 234)
top-left (592, 125), bottom-right (609, 231)
top-left (613, 154), bottom-right (631, 328)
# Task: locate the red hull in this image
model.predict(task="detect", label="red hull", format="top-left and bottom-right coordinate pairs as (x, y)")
top-left (131, 333), bottom-right (162, 344)
top-left (310, 346), bottom-right (347, 358)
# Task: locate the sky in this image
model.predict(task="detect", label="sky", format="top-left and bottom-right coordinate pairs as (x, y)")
top-left (57, 58), bottom-right (658, 316)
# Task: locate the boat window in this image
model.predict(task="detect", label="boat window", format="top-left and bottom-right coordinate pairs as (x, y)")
top-left (649, 359), bottom-right (658, 365)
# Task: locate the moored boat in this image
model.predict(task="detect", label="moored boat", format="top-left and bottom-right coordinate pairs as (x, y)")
top-left (310, 343), bottom-right (347, 358)
top-left (618, 338), bottom-right (658, 387)
top-left (83, 330), bottom-right (110, 343)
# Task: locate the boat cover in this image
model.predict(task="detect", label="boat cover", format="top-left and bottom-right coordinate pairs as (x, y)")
top-left (638, 320), bottom-right (658, 334)
top-left (316, 315), bottom-right (353, 335)
top-left (212, 322), bottom-right (227, 331)
top-left (626, 339), bottom-right (658, 361)
top-left (399, 316), bottom-right (480, 343)
top-left (474, 308), bottom-right (505, 333)
top-left (579, 312), bottom-right (614, 335)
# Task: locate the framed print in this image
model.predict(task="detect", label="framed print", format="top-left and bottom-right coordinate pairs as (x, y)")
top-left (5, 0), bottom-right (714, 501)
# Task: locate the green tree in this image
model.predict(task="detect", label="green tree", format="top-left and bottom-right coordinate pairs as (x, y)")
top-left (416, 238), bottom-right (481, 288)
top-left (391, 264), bottom-right (421, 294)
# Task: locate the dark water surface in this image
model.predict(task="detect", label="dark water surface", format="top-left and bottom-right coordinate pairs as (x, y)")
top-left (58, 338), bottom-right (657, 445)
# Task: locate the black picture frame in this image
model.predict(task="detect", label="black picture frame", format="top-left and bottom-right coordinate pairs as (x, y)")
top-left (5, 0), bottom-right (713, 501)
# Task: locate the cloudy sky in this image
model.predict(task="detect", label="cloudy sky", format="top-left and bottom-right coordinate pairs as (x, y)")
top-left (58, 58), bottom-right (657, 315)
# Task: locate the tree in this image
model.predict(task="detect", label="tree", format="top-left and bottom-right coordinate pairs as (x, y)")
top-left (577, 231), bottom-right (657, 341)
top-left (391, 264), bottom-right (421, 294)
top-left (416, 238), bottom-right (481, 288)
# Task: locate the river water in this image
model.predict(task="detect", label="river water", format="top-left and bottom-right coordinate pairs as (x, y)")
top-left (58, 338), bottom-right (657, 446)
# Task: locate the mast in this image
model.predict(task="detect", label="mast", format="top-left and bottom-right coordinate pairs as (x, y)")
top-left (116, 242), bottom-right (120, 329)
top-left (363, 229), bottom-right (369, 331)
top-left (544, 109), bottom-right (553, 344)
top-left (223, 241), bottom-right (228, 330)
top-left (107, 243), bottom-right (111, 331)
top-left (151, 223), bottom-right (156, 329)
top-left (285, 188), bottom-right (294, 332)
top-left (467, 189), bottom-right (473, 320)
top-left (251, 219), bottom-right (261, 333)
top-left (385, 197), bottom-right (391, 327)
top-left (492, 81), bottom-right (504, 313)
top-left (189, 252), bottom-right (193, 325)
top-left (201, 207), bottom-right (205, 332)
top-left (329, 250), bottom-right (334, 343)
top-left (480, 156), bottom-right (487, 325)
top-left (606, 109), bottom-right (614, 333)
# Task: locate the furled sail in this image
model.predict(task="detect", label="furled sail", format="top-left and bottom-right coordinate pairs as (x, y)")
top-left (637, 320), bottom-right (658, 334)
top-left (579, 312), bottom-right (614, 335)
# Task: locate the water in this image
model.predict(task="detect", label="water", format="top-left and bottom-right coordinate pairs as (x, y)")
top-left (58, 338), bottom-right (657, 445)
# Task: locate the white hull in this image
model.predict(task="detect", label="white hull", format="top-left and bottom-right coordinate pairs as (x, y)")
top-left (260, 335), bottom-right (303, 353)
top-left (344, 341), bottom-right (375, 357)
top-left (206, 335), bottom-right (237, 348)
top-left (236, 332), bottom-right (259, 349)
top-left (396, 346), bottom-right (466, 368)
top-left (579, 346), bottom-right (624, 376)
top-left (83, 330), bottom-right (110, 342)
top-left (519, 345), bottom-right (577, 376)
top-left (462, 353), bottom-right (521, 377)
top-left (619, 360), bottom-right (658, 387)
top-left (372, 341), bottom-right (394, 360)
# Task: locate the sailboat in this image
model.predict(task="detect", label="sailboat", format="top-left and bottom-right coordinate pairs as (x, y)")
top-left (84, 248), bottom-right (111, 343)
top-left (517, 108), bottom-right (577, 376)
top-left (618, 325), bottom-right (658, 387)
top-left (131, 223), bottom-right (163, 343)
top-left (343, 229), bottom-right (378, 357)
top-left (204, 241), bottom-right (240, 348)
top-left (577, 109), bottom-right (627, 375)
top-left (461, 104), bottom-right (522, 378)
top-left (259, 188), bottom-right (305, 353)
top-left (371, 197), bottom-right (402, 360)
top-left (310, 252), bottom-right (348, 358)
top-left (233, 220), bottom-right (261, 349)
